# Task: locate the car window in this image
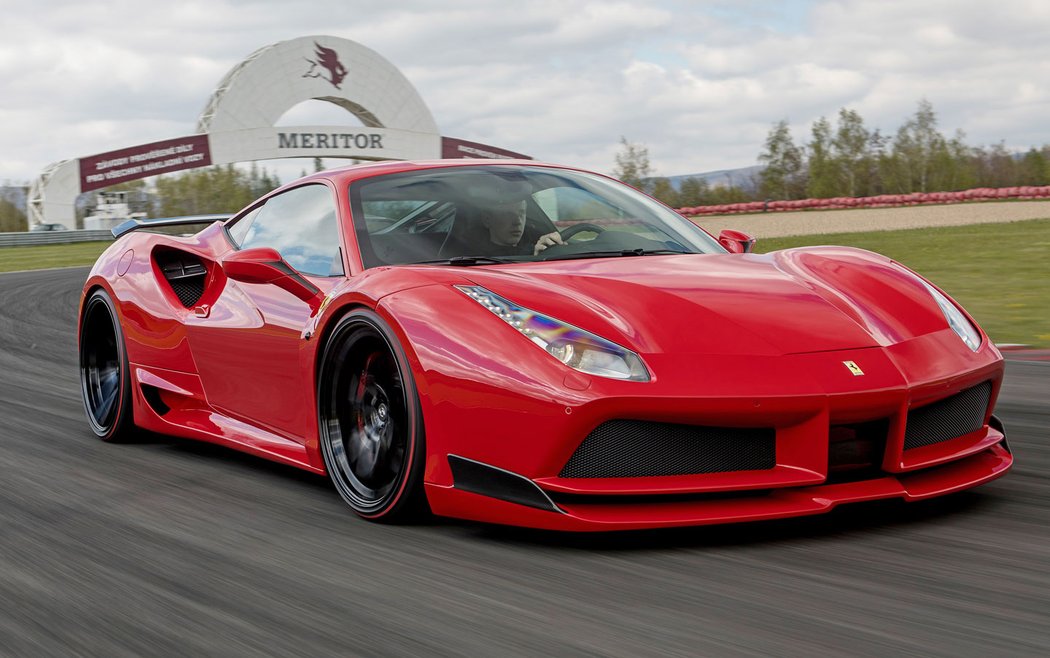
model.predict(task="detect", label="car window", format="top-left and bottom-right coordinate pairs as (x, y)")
top-left (349, 166), bottom-right (723, 269)
top-left (226, 206), bottom-right (261, 245)
top-left (230, 184), bottom-right (344, 277)
top-left (531, 186), bottom-right (681, 244)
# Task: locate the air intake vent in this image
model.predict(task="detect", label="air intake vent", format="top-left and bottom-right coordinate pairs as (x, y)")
top-left (904, 381), bottom-right (992, 450)
top-left (828, 418), bottom-right (888, 482)
top-left (560, 420), bottom-right (776, 478)
top-left (155, 250), bottom-right (207, 308)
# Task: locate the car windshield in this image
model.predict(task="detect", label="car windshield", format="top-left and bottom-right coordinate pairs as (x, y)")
top-left (349, 165), bottom-right (724, 268)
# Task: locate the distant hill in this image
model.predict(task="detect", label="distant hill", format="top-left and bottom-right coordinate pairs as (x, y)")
top-left (662, 165), bottom-right (763, 191)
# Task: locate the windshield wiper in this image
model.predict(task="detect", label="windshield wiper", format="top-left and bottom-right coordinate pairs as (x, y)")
top-left (415, 255), bottom-right (514, 266)
top-left (542, 249), bottom-right (688, 262)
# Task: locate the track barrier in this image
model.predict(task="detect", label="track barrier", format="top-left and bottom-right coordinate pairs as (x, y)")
top-left (677, 185), bottom-right (1050, 216)
top-left (0, 229), bottom-right (114, 247)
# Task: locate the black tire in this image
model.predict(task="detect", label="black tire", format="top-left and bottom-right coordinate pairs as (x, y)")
top-left (317, 309), bottom-right (427, 521)
top-left (79, 288), bottom-right (135, 442)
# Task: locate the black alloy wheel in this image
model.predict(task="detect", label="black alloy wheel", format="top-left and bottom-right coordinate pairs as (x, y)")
top-left (318, 309), bottom-right (426, 520)
top-left (79, 289), bottom-right (134, 441)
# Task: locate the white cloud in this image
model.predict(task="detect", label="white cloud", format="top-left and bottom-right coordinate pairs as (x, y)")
top-left (1, 0), bottom-right (1050, 186)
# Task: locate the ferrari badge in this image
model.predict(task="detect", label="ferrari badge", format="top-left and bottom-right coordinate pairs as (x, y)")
top-left (843, 360), bottom-right (864, 376)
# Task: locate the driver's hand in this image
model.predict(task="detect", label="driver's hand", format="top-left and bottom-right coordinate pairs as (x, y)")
top-left (534, 231), bottom-right (565, 255)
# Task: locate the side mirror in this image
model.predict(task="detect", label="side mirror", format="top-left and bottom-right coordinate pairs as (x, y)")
top-left (718, 229), bottom-right (757, 254)
top-left (222, 247), bottom-right (323, 309)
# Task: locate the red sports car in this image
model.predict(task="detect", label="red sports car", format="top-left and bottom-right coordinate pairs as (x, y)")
top-left (78, 160), bottom-right (1012, 530)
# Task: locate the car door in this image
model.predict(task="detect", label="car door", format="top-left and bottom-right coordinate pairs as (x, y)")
top-left (185, 183), bottom-right (345, 442)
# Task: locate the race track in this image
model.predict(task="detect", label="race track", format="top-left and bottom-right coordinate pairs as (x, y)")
top-left (1, 267), bottom-right (1047, 656)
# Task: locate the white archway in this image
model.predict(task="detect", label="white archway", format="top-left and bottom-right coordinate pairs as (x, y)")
top-left (29, 36), bottom-right (528, 227)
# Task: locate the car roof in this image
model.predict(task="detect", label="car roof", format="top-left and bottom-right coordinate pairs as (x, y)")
top-left (285, 159), bottom-right (581, 189)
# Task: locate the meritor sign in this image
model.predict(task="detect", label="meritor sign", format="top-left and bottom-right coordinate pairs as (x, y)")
top-left (29, 35), bottom-right (530, 228)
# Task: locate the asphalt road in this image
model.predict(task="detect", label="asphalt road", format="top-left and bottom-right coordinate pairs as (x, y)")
top-left (0, 267), bottom-right (1046, 657)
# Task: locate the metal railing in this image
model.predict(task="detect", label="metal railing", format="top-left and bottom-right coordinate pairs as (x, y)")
top-left (0, 230), bottom-right (114, 247)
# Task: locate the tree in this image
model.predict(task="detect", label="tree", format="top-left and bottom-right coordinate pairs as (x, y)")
top-left (649, 178), bottom-right (680, 207)
top-left (931, 129), bottom-right (977, 191)
top-left (248, 162), bottom-right (281, 198)
top-left (891, 99), bottom-right (946, 192)
top-left (975, 141), bottom-right (1018, 188)
top-left (0, 198), bottom-right (27, 232)
top-left (704, 185), bottom-right (752, 205)
top-left (806, 116), bottom-right (836, 197)
top-left (866, 128), bottom-right (890, 195)
top-left (758, 120), bottom-right (804, 199)
top-left (832, 108), bottom-right (871, 196)
top-left (612, 137), bottom-right (652, 190)
top-left (757, 96), bottom-right (1050, 197)
top-left (677, 177), bottom-right (711, 206)
top-left (1018, 147), bottom-right (1049, 186)
top-left (155, 165), bottom-right (281, 217)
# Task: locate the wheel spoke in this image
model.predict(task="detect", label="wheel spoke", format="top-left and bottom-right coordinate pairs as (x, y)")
top-left (96, 385), bottom-right (118, 424)
top-left (99, 368), bottom-right (119, 400)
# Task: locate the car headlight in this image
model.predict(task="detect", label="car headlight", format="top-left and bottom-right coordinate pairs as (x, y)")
top-left (922, 280), bottom-right (981, 351)
top-left (456, 285), bottom-right (650, 381)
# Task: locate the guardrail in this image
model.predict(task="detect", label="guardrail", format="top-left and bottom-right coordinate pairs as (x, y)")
top-left (678, 185), bottom-right (1050, 216)
top-left (0, 230), bottom-right (115, 248)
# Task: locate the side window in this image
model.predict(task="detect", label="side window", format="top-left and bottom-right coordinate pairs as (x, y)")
top-left (235, 184), bottom-right (344, 277)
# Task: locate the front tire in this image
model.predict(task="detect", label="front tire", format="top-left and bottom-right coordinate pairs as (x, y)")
top-left (79, 288), bottom-right (134, 442)
top-left (317, 309), bottom-right (427, 521)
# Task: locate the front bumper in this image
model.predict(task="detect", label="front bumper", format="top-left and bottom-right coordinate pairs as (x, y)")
top-left (382, 279), bottom-right (1012, 530)
top-left (426, 441), bottom-right (1011, 531)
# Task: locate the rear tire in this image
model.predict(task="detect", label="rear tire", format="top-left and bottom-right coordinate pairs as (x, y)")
top-left (317, 309), bottom-right (427, 522)
top-left (79, 288), bottom-right (135, 442)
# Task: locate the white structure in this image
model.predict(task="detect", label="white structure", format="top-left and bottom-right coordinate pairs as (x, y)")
top-left (83, 191), bottom-right (147, 231)
top-left (28, 36), bottom-right (526, 228)
top-left (197, 35), bottom-right (441, 168)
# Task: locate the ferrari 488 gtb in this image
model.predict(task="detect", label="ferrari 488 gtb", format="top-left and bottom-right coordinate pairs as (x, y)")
top-left (78, 160), bottom-right (1012, 530)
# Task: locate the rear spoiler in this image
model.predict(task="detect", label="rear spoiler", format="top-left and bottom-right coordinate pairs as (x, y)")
top-left (111, 214), bottom-right (232, 239)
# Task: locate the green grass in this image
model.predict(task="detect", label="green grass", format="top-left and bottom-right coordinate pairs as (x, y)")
top-left (0, 241), bottom-right (112, 273)
top-left (755, 218), bottom-right (1050, 347)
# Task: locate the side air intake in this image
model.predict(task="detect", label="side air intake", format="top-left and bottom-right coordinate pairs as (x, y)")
top-left (155, 250), bottom-right (207, 308)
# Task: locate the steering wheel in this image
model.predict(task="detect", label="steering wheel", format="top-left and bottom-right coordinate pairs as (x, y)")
top-left (558, 222), bottom-right (606, 241)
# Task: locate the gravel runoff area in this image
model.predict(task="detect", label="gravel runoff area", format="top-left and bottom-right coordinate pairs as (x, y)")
top-left (693, 200), bottom-right (1050, 238)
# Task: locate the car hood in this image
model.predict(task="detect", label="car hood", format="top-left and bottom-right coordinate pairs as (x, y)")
top-left (455, 247), bottom-right (949, 357)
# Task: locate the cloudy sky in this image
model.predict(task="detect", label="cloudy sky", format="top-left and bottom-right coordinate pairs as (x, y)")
top-left (2, 0), bottom-right (1049, 185)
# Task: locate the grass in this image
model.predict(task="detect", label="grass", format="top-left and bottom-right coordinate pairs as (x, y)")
top-left (0, 241), bottom-right (112, 273)
top-left (754, 218), bottom-right (1050, 347)
top-left (1, 218), bottom-right (1048, 346)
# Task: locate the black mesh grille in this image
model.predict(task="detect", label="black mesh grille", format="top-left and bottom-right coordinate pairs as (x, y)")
top-left (559, 420), bottom-right (776, 478)
top-left (169, 278), bottom-right (205, 307)
top-left (156, 250), bottom-right (207, 308)
top-left (904, 381), bottom-right (992, 450)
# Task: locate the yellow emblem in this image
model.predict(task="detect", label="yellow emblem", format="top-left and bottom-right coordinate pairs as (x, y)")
top-left (843, 360), bottom-right (864, 376)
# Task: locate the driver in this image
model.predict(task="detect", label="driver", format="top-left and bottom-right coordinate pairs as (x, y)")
top-left (477, 199), bottom-right (563, 256)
